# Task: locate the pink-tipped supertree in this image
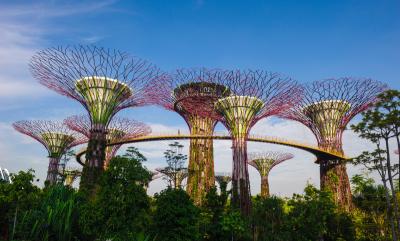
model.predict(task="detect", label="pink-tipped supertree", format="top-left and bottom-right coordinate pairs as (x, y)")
top-left (64, 114), bottom-right (151, 169)
top-left (213, 70), bottom-right (300, 216)
top-left (278, 78), bottom-right (387, 211)
top-left (30, 45), bottom-right (163, 194)
top-left (156, 68), bottom-right (230, 205)
top-left (248, 152), bottom-right (293, 197)
top-left (13, 120), bottom-right (85, 185)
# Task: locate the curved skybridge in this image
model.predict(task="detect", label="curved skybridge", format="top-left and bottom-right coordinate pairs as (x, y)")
top-left (76, 132), bottom-right (349, 166)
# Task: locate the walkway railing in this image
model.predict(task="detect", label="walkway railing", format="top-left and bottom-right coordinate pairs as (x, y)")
top-left (76, 132), bottom-right (348, 165)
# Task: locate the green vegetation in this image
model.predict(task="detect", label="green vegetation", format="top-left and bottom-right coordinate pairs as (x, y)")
top-left (0, 167), bottom-right (397, 240)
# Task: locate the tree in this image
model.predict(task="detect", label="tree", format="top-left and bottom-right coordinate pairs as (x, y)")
top-left (351, 174), bottom-right (390, 240)
top-left (78, 154), bottom-right (152, 240)
top-left (351, 89), bottom-right (400, 239)
top-left (200, 186), bottom-right (230, 240)
top-left (152, 188), bottom-right (200, 241)
top-left (252, 196), bottom-right (289, 241)
top-left (0, 170), bottom-right (41, 241)
top-left (158, 142), bottom-right (188, 189)
top-left (286, 185), bottom-right (355, 241)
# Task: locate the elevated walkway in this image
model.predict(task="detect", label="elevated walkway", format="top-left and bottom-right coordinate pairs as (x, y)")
top-left (76, 132), bottom-right (348, 165)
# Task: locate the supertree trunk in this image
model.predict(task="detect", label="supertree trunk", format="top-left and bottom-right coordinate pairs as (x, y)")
top-left (46, 157), bottom-right (60, 185)
top-left (231, 136), bottom-right (252, 216)
top-left (319, 155), bottom-right (353, 211)
top-left (260, 176), bottom-right (269, 198)
top-left (80, 125), bottom-right (107, 195)
top-left (186, 115), bottom-right (216, 205)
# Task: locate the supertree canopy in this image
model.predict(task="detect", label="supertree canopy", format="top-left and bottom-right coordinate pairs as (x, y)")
top-left (215, 172), bottom-right (232, 193)
top-left (157, 68), bottom-right (230, 205)
top-left (64, 114), bottom-right (151, 168)
top-left (156, 167), bottom-right (189, 189)
top-left (30, 45), bottom-right (162, 194)
top-left (13, 120), bottom-right (85, 185)
top-left (278, 78), bottom-right (387, 210)
top-left (248, 152), bottom-right (293, 197)
top-left (213, 69), bottom-right (300, 216)
top-left (63, 168), bottom-right (82, 186)
top-left (215, 172), bottom-right (232, 186)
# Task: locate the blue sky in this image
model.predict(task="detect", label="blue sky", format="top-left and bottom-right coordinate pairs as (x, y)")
top-left (0, 0), bottom-right (399, 196)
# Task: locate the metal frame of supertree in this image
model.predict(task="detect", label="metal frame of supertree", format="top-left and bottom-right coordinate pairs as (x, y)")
top-left (30, 45), bottom-right (163, 194)
top-left (248, 152), bottom-right (293, 197)
top-left (64, 114), bottom-right (151, 169)
top-left (63, 168), bottom-right (82, 186)
top-left (156, 68), bottom-right (230, 205)
top-left (156, 167), bottom-right (189, 189)
top-left (13, 120), bottom-right (85, 185)
top-left (278, 78), bottom-right (387, 211)
top-left (212, 69), bottom-right (300, 216)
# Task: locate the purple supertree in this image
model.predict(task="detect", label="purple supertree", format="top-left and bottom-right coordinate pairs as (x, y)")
top-left (248, 152), bottom-right (293, 197)
top-left (213, 69), bottom-right (300, 216)
top-left (156, 68), bottom-right (230, 205)
top-left (13, 120), bottom-right (85, 185)
top-left (64, 114), bottom-right (151, 169)
top-left (278, 78), bottom-right (386, 210)
top-left (30, 45), bottom-right (163, 194)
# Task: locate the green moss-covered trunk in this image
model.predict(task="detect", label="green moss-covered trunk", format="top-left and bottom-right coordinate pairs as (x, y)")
top-left (79, 128), bottom-right (107, 198)
top-left (186, 116), bottom-right (216, 206)
top-left (320, 160), bottom-right (353, 211)
top-left (260, 176), bottom-right (269, 198)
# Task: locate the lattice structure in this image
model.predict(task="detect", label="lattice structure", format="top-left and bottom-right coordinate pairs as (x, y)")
top-left (13, 120), bottom-right (85, 185)
top-left (156, 167), bottom-right (188, 189)
top-left (63, 168), bottom-right (82, 186)
top-left (30, 45), bottom-right (163, 194)
top-left (212, 69), bottom-right (300, 216)
top-left (156, 68), bottom-right (230, 205)
top-left (248, 152), bottom-right (293, 197)
top-left (64, 114), bottom-right (151, 168)
top-left (278, 78), bottom-right (386, 211)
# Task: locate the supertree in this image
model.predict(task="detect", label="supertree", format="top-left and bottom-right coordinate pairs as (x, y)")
top-left (13, 120), bottom-right (85, 185)
top-left (278, 78), bottom-right (386, 210)
top-left (64, 114), bottom-right (151, 168)
top-left (30, 45), bottom-right (163, 194)
top-left (213, 69), bottom-right (300, 216)
top-left (215, 172), bottom-right (232, 193)
top-left (156, 167), bottom-right (188, 189)
top-left (63, 168), bottom-right (82, 186)
top-left (248, 152), bottom-right (293, 197)
top-left (156, 68), bottom-right (230, 205)
top-left (215, 172), bottom-right (232, 186)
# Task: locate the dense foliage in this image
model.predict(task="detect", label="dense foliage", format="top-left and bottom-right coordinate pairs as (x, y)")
top-left (0, 167), bottom-right (397, 241)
